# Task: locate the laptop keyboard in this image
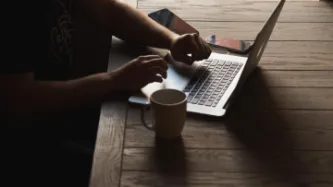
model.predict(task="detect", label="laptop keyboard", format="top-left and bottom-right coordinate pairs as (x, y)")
top-left (184, 59), bottom-right (243, 107)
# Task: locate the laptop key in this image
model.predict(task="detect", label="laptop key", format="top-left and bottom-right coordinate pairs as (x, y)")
top-left (210, 59), bottom-right (218, 66)
top-left (198, 100), bottom-right (206, 105)
top-left (218, 60), bottom-right (225, 65)
top-left (210, 95), bottom-right (217, 100)
top-left (205, 100), bottom-right (214, 106)
top-left (184, 88), bottom-right (191, 92)
top-left (187, 95), bottom-right (193, 102)
top-left (191, 98), bottom-right (199, 104)
top-left (197, 93), bottom-right (203, 97)
top-left (201, 95), bottom-right (209, 99)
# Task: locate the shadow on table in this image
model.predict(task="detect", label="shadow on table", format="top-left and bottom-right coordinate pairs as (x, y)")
top-left (221, 67), bottom-right (309, 184)
top-left (149, 137), bottom-right (189, 187)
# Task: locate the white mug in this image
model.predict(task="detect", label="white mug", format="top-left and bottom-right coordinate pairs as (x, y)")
top-left (141, 89), bottom-right (187, 139)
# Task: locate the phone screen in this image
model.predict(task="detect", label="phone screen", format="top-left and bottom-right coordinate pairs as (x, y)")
top-left (205, 34), bottom-right (251, 53)
top-left (148, 9), bottom-right (199, 35)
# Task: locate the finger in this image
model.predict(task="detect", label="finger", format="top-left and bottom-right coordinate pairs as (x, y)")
top-left (144, 58), bottom-right (168, 70)
top-left (194, 34), bottom-right (207, 60)
top-left (152, 75), bottom-right (163, 83)
top-left (148, 74), bottom-right (163, 83)
top-left (148, 66), bottom-right (167, 79)
top-left (184, 34), bottom-right (200, 60)
top-left (173, 53), bottom-right (194, 65)
top-left (138, 55), bottom-right (161, 61)
top-left (200, 37), bottom-right (212, 59)
top-left (205, 43), bottom-right (212, 58)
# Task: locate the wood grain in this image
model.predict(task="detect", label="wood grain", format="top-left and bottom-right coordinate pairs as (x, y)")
top-left (258, 41), bottom-right (333, 70)
top-left (89, 46), bottom-right (131, 187)
top-left (234, 88), bottom-right (333, 110)
top-left (139, 0), bottom-right (333, 23)
top-left (123, 148), bottom-right (333, 173)
top-left (187, 22), bottom-right (333, 41)
top-left (240, 70), bottom-right (333, 87)
top-left (89, 102), bottom-right (127, 187)
top-left (258, 71), bottom-right (333, 87)
top-left (125, 117), bottom-right (333, 150)
top-left (121, 171), bottom-right (333, 187)
top-left (126, 109), bottom-right (333, 130)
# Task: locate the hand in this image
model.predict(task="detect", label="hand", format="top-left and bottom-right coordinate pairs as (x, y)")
top-left (170, 33), bottom-right (212, 65)
top-left (109, 55), bottom-right (168, 91)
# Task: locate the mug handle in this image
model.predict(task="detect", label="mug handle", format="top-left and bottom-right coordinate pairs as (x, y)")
top-left (140, 105), bottom-right (155, 131)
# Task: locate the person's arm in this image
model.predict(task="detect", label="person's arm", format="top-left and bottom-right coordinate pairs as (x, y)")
top-left (1, 55), bottom-right (167, 125)
top-left (79, 0), bottom-right (211, 64)
top-left (81, 0), bottom-right (178, 49)
top-left (1, 72), bottom-right (113, 123)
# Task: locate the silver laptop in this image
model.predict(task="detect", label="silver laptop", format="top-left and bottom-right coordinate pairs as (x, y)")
top-left (129, 0), bottom-right (285, 117)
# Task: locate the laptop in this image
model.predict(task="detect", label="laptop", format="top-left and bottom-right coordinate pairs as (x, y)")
top-left (128, 0), bottom-right (285, 117)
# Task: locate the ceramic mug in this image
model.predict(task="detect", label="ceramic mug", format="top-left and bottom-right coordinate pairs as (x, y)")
top-left (141, 89), bottom-right (187, 139)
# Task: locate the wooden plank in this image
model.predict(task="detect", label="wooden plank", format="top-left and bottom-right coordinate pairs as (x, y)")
top-left (234, 87), bottom-right (333, 110)
top-left (187, 22), bottom-right (333, 41)
top-left (259, 41), bottom-right (333, 70)
top-left (240, 70), bottom-right (333, 87)
top-left (251, 71), bottom-right (333, 87)
top-left (121, 171), bottom-right (333, 187)
top-left (89, 102), bottom-right (127, 187)
top-left (126, 110), bottom-right (333, 130)
top-left (112, 40), bottom-right (333, 70)
top-left (89, 46), bottom-right (131, 187)
top-left (138, 0), bottom-right (333, 23)
top-left (123, 148), bottom-right (333, 173)
top-left (125, 115), bottom-right (333, 150)
top-left (228, 72), bottom-right (333, 110)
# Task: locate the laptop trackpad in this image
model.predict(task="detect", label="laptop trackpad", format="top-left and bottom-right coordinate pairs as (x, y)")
top-left (142, 64), bottom-right (190, 97)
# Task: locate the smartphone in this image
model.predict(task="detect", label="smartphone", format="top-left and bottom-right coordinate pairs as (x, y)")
top-left (148, 8), bottom-right (199, 35)
top-left (205, 34), bottom-right (252, 54)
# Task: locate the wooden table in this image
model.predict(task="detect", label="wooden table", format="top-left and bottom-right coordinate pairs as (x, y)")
top-left (89, 0), bottom-right (333, 186)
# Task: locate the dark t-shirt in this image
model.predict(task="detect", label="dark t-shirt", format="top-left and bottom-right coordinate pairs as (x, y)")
top-left (1, 0), bottom-right (75, 133)
top-left (3, 1), bottom-right (98, 184)
top-left (46, 0), bottom-right (74, 80)
top-left (1, 0), bottom-right (73, 80)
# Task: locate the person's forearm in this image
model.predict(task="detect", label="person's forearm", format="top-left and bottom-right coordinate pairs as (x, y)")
top-left (5, 72), bottom-right (113, 122)
top-left (84, 0), bottom-right (178, 49)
